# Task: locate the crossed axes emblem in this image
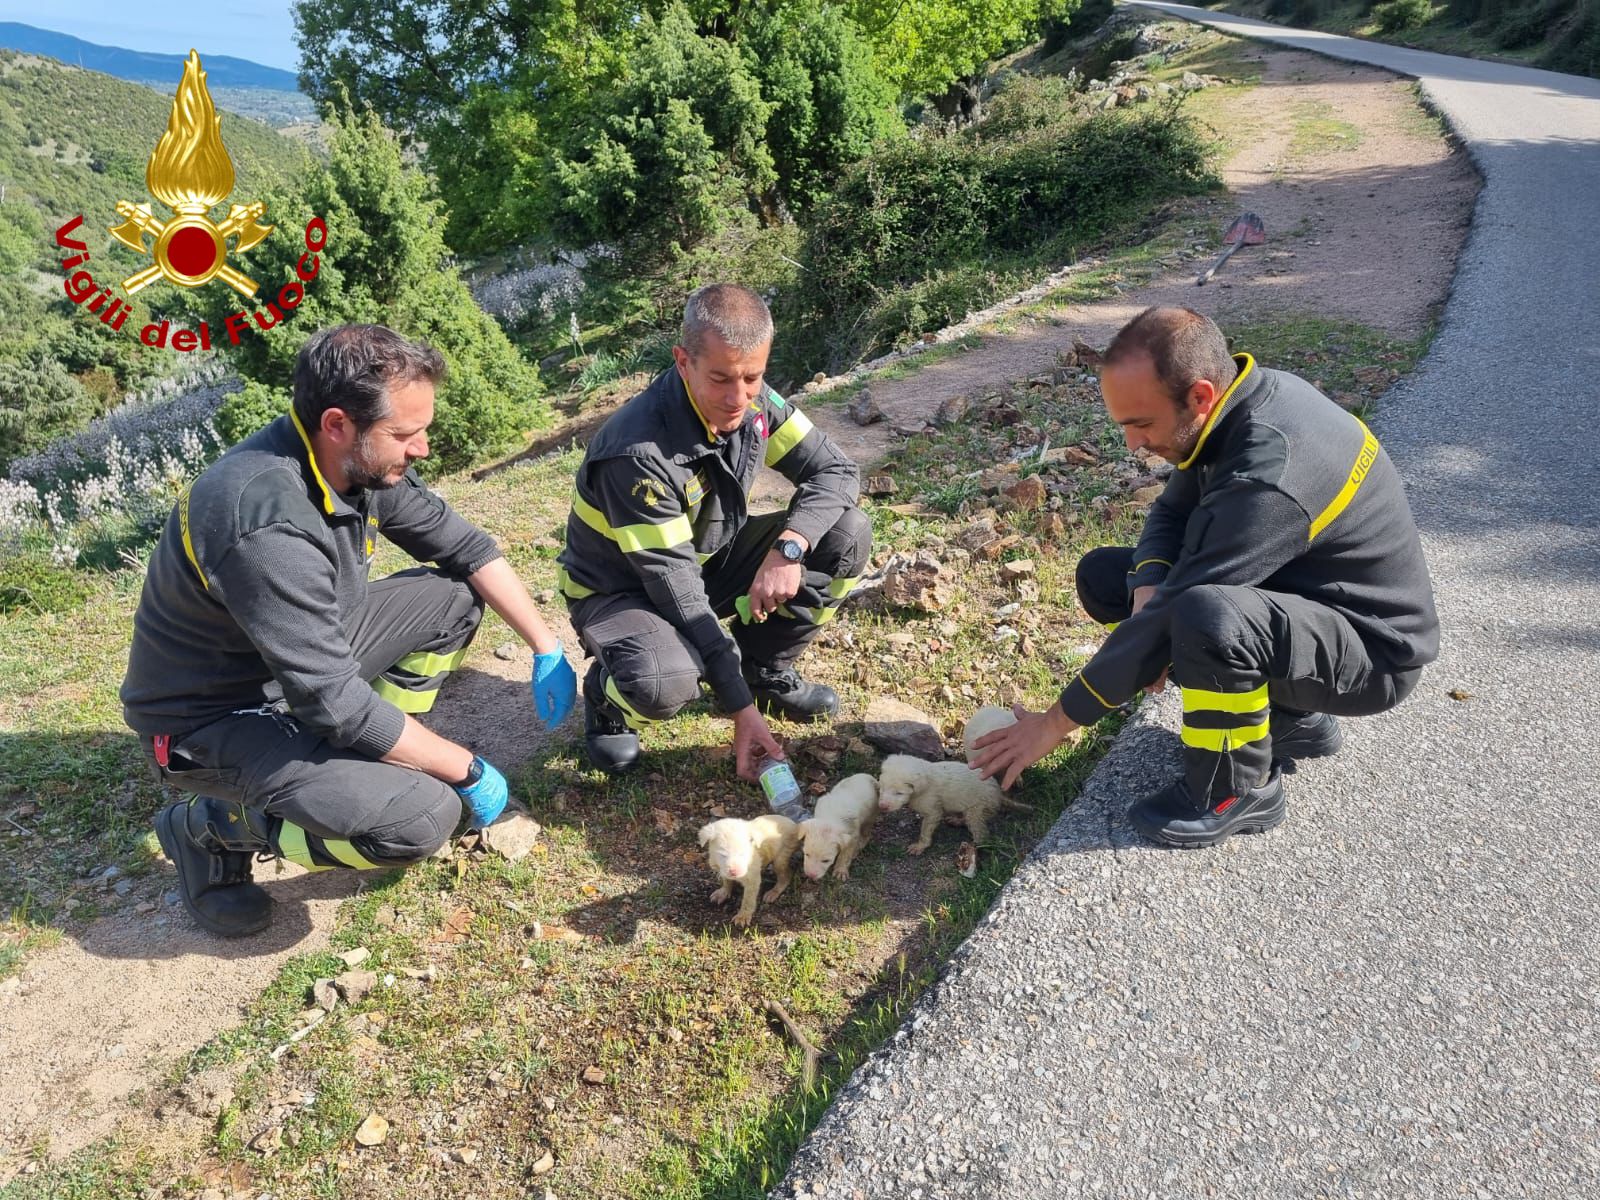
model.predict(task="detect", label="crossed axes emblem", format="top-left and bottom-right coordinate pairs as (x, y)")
top-left (110, 200), bottom-right (273, 299)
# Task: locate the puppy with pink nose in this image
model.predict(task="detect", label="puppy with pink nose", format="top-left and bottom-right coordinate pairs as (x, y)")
top-left (697, 814), bottom-right (801, 927)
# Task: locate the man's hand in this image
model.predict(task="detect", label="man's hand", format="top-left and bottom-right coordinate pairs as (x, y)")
top-left (453, 756), bottom-right (510, 829)
top-left (969, 702), bottom-right (1080, 792)
top-left (746, 533), bottom-right (808, 621)
top-left (531, 642), bottom-right (577, 729)
top-left (731, 705), bottom-right (784, 781)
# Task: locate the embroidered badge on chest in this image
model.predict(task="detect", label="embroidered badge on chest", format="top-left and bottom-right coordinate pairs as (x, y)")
top-left (753, 412), bottom-right (768, 440)
top-left (684, 471), bottom-right (706, 509)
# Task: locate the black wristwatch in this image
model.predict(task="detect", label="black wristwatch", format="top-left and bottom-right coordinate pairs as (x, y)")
top-left (453, 756), bottom-right (485, 789)
top-left (773, 537), bottom-right (805, 563)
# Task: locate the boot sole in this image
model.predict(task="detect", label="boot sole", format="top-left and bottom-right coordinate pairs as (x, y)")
top-left (154, 806), bottom-right (273, 938)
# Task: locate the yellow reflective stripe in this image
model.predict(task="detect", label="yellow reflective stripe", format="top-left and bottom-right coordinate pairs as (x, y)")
top-left (1181, 719), bottom-right (1270, 753)
top-left (1178, 354), bottom-right (1254, 471)
top-left (1131, 558), bottom-right (1171, 573)
top-left (826, 575), bottom-right (860, 600)
top-left (572, 492), bottom-right (694, 553)
top-left (557, 565), bottom-right (596, 599)
top-left (276, 822), bottom-right (329, 871)
top-left (813, 606), bottom-right (841, 625)
top-left (1077, 671), bottom-right (1116, 710)
top-left (394, 646), bottom-right (469, 677)
top-left (605, 675), bottom-right (655, 727)
top-left (1181, 684), bottom-right (1270, 715)
top-left (289, 409), bottom-right (337, 515)
top-left (764, 409), bottom-right (814, 467)
top-left (1309, 422), bottom-right (1381, 542)
top-left (178, 486), bottom-right (209, 591)
top-left (322, 838), bottom-right (380, 870)
top-left (372, 676), bottom-right (440, 713)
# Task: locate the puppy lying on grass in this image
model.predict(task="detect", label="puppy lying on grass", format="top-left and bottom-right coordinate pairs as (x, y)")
top-left (798, 773), bottom-right (878, 881)
top-left (697, 815), bottom-right (800, 927)
top-left (877, 754), bottom-right (1032, 855)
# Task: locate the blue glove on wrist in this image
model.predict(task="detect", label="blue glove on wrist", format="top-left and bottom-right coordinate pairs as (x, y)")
top-left (453, 756), bottom-right (509, 830)
top-left (531, 642), bottom-right (577, 730)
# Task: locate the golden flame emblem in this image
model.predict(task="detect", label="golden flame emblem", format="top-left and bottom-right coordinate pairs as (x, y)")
top-left (109, 50), bottom-right (273, 297)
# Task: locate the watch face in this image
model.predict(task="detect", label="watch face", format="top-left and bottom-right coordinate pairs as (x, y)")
top-left (779, 539), bottom-right (803, 562)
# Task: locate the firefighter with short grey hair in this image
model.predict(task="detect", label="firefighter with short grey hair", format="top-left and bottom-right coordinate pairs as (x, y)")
top-left (122, 324), bottom-right (576, 937)
top-left (558, 283), bottom-right (871, 778)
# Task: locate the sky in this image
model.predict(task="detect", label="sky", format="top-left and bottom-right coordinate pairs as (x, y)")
top-left (0, 1), bottom-right (301, 73)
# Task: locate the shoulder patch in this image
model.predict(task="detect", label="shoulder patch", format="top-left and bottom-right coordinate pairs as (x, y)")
top-left (631, 476), bottom-right (671, 509)
top-left (767, 387), bottom-right (787, 409)
top-left (684, 471), bottom-right (706, 510)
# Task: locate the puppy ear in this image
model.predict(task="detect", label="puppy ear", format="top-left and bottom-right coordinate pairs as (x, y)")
top-left (697, 822), bottom-right (714, 847)
top-left (797, 818), bottom-right (812, 834)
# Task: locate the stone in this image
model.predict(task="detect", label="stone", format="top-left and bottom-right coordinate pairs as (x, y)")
top-left (956, 519), bottom-right (998, 552)
top-left (1003, 476), bottom-right (1047, 511)
top-left (975, 533), bottom-right (1021, 562)
top-left (879, 551), bottom-right (953, 613)
top-left (979, 466), bottom-right (1019, 493)
top-left (251, 1125), bottom-right (284, 1155)
top-left (312, 978), bottom-right (340, 1012)
top-left (481, 810), bottom-right (543, 862)
top-left (334, 970), bottom-right (378, 1004)
top-left (933, 394), bottom-right (969, 427)
top-left (454, 1147), bottom-right (481, 1165)
top-left (493, 643), bottom-right (518, 661)
top-left (532, 1149), bottom-right (555, 1175)
top-left (1071, 337), bottom-right (1103, 368)
top-left (847, 390), bottom-right (885, 426)
top-left (864, 474), bottom-right (898, 497)
top-left (354, 1113), bottom-right (389, 1146)
top-left (339, 947), bottom-right (371, 968)
top-left (1039, 512), bottom-right (1067, 541)
top-left (862, 697), bottom-right (944, 761)
top-left (582, 1065), bottom-right (607, 1084)
top-left (999, 559), bottom-right (1035, 583)
top-left (1130, 484), bottom-right (1165, 507)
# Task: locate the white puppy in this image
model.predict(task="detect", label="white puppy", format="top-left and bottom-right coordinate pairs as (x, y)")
top-left (877, 753), bottom-right (1031, 855)
top-left (697, 815), bottom-right (800, 927)
top-left (799, 773), bottom-right (879, 881)
top-left (963, 704), bottom-right (1018, 756)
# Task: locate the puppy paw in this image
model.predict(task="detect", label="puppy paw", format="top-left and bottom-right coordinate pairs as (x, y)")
top-left (834, 866), bottom-right (851, 881)
top-left (710, 885), bottom-right (731, 904)
top-left (762, 884), bottom-right (787, 903)
top-left (732, 910), bottom-right (754, 928)
top-left (906, 843), bottom-right (929, 857)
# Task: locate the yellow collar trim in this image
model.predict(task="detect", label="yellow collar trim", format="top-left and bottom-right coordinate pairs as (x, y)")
top-left (681, 377), bottom-right (722, 444)
top-left (1178, 353), bottom-right (1255, 471)
top-left (289, 409), bottom-right (338, 515)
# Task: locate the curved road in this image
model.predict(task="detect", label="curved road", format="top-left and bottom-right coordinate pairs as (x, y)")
top-left (780, 7), bottom-right (1600, 1198)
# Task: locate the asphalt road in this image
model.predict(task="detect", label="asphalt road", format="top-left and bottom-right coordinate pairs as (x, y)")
top-left (778, 8), bottom-right (1600, 1197)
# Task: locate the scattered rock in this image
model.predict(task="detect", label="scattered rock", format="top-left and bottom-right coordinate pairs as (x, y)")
top-left (1072, 337), bottom-right (1104, 368)
top-left (1038, 512), bottom-right (1067, 541)
top-left (1332, 392), bottom-right (1363, 411)
top-left (956, 518), bottom-right (999, 553)
top-left (481, 810), bottom-right (543, 862)
top-left (493, 643), bottom-right (518, 661)
top-left (250, 1125), bottom-right (284, 1155)
top-left (354, 1112), bottom-right (389, 1147)
top-left (933, 394), bottom-right (969, 427)
top-left (582, 1066), bottom-right (607, 1085)
top-left (864, 474), bottom-right (898, 497)
top-left (312, 978), bottom-right (340, 1013)
top-left (974, 533), bottom-right (1021, 562)
top-left (1130, 484), bottom-right (1165, 507)
top-left (1003, 477), bottom-right (1047, 511)
top-left (862, 697), bottom-right (944, 761)
top-left (846, 390), bottom-right (885, 426)
top-left (334, 970), bottom-right (378, 1005)
top-left (999, 559), bottom-right (1035, 584)
top-left (1447, 688), bottom-right (1474, 701)
top-left (454, 1147), bottom-right (481, 1165)
top-left (1044, 445), bottom-right (1099, 467)
top-left (532, 1149), bottom-right (556, 1175)
top-left (113, 878), bottom-right (135, 897)
top-left (534, 588), bottom-right (555, 604)
top-left (879, 551), bottom-right (953, 613)
top-left (339, 947), bottom-right (371, 968)
top-left (891, 421), bottom-right (931, 438)
top-left (374, 905), bottom-right (398, 929)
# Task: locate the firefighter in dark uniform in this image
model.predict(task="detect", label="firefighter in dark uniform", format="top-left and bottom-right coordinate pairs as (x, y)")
top-left (971, 307), bottom-right (1438, 846)
top-left (557, 283), bottom-right (871, 777)
top-left (122, 325), bottom-right (577, 936)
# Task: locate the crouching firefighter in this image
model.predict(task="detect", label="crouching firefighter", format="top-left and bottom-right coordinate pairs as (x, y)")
top-left (970, 307), bottom-right (1439, 847)
top-left (121, 324), bottom-right (577, 936)
top-left (556, 284), bottom-right (872, 780)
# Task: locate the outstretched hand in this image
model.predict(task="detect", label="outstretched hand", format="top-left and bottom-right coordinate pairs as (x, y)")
top-left (968, 702), bottom-right (1079, 792)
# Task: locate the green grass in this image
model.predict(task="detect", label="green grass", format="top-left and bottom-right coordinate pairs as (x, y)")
top-left (1222, 312), bottom-right (1437, 417)
top-left (1288, 100), bottom-right (1365, 159)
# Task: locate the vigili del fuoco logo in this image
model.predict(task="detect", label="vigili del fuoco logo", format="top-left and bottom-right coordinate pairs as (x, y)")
top-left (53, 50), bottom-right (327, 353)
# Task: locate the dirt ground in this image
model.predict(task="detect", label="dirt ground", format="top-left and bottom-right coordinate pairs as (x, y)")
top-left (0, 35), bottom-right (1478, 1185)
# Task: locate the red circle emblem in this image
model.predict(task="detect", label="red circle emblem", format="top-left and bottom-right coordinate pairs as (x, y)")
top-left (167, 225), bottom-right (218, 276)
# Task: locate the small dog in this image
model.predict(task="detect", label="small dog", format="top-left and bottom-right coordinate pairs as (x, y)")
top-left (877, 754), bottom-right (1031, 855)
top-left (697, 815), bottom-right (800, 927)
top-left (799, 773), bottom-right (879, 881)
top-left (963, 704), bottom-right (1018, 755)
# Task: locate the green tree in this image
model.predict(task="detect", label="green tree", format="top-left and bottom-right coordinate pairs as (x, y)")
top-left (0, 353), bottom-right (95, 469)
top-left (183, 105), bottom-right (546, 473)
top-left (847, 0), bottom-right (1080, 100)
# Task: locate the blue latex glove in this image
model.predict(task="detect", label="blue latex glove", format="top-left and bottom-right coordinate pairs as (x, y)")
top-left (531, 642), bottom-right (577, 730)
top-left (454, 757), bottom-right (509, 829)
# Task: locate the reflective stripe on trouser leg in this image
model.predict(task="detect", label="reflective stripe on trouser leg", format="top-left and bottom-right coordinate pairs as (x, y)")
top-left (605, 674), bottom-right (658, 730)
top-left (274, 820), bottom-right (383, 871)
top-left (1179, 682), bottom-right (1272, 803)
top-left (371, 644), bottom-right (469, 714)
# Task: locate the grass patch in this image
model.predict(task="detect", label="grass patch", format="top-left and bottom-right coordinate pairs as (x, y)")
top-left (1288, 100), bottom-right (1365, 158)
top-left (1222, 312), bottom-right (1437, 417)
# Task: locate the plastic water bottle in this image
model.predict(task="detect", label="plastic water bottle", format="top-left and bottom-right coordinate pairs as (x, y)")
top-left (758, 756), bottom-right (808, 821)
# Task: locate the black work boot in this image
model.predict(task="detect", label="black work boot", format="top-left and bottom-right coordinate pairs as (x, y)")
top-left (1128, 771), bottom-right (1286, 849)
top-left (153, 798), bottom-right (273, 937)
top-left (583, 664), bottom-right (640, 774)
top-left (744, 664), bottom-right (839, 722)
top-left (1270, 710), bottom-right (1344, 767)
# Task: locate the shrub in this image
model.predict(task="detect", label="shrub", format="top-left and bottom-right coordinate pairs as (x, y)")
top-left (215, 381), bottom-right (290, 445)
top-left (0, 550), bottom-right (92, 615)
top-left (1374, 0), bottom-right (1435, 33)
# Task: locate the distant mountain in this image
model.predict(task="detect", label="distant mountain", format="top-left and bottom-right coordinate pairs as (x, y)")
top-left (0, 22), bottom-right (299, 91)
